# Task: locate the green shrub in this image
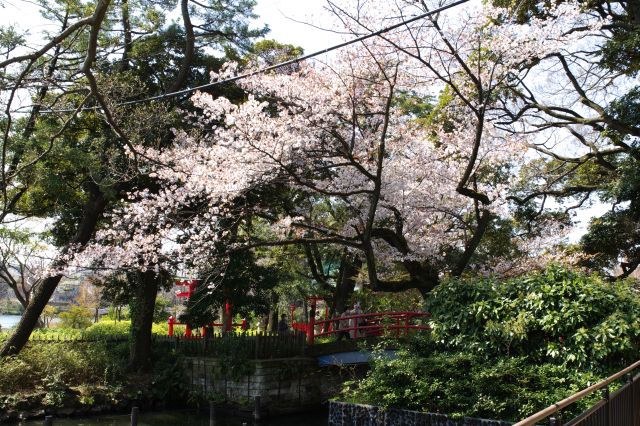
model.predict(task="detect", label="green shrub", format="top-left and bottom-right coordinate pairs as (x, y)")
top-left (59, 306), bottom-right (93, 329)
top-left (342, 266), bottom-right (640, 422)
top-left (341, 346), bottom-right (601, 422)
top-left (84, 319), bottom-right (131, 337)
top-left (426, 266), bottom-right (640, 370)
top-left (0, 341), bottom-right (127, 395)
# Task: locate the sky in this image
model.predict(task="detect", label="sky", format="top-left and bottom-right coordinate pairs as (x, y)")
top-left (0, 0), bottom-right (343, 55)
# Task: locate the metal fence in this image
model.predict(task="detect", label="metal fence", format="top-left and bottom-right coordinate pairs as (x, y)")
top-left (515, 360), bottom-right (640, 426)
top-left (563, 373), bottom-right (640, 426)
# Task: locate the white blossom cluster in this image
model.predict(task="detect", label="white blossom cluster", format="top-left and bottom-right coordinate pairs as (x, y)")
top-left (66, 0), bottom-right (608, 278)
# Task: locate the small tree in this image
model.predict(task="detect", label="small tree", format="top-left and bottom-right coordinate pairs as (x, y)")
top-left (0, 227), bottom-right (50, 325)
top-left (59, 306), bottom-right (93, 329)
top-left (41, 305), bottom-right (58, 328)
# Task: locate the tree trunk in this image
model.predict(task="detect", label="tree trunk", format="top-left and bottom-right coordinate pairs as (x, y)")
top-left (334, 254), bottom-right (361, 315)
top-left (267, 292), bottom-right (279, 333)
top-left (1, 188), bottom-right (106, 356)
top-left (128, 270), bottom-right (159, 373)
top-left (1, 276), bottom-right (62, 355)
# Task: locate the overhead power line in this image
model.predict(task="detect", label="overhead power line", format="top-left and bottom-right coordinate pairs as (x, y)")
top-left (43, 0), bottom-right (469, 114)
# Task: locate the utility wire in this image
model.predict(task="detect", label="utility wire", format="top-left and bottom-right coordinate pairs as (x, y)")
top-left (42, 0), bottom-right (469, 114)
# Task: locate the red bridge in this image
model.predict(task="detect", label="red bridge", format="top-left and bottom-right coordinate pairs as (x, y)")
top-left (292, 311), bottom-right (430, 345)
top-left (167, 281), bottom-right (430, 344)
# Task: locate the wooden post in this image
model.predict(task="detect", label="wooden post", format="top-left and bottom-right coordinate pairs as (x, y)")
top-left (130, 406), bottom-right (139, 426)
top-left (168, 316), bottom-right (175, 337)
top-left (224, 300), bottom-right (232, 332)
top-left (43, 415), bottom-right (53, 426)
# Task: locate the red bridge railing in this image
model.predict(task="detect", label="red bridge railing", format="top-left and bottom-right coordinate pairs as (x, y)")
top-left (292, 311), bottom-right (430, 345)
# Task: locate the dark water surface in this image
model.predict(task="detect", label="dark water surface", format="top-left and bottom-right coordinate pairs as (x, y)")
top-left (19, 409), bottom-right (328, 426)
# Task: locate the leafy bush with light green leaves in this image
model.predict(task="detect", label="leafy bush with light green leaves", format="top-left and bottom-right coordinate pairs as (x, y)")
top-left (341, 346), bottom-right (601, 422)
top-left (426, 266), bottom-right (640, 370)
top-left (26, 319), bottom-right (170, 340)
top-left (342, 267), bottom-right (640, 421)
top-left (59, 306), bottom-right (93, 329)
top-left (0, 335), bottom-right (187, 412)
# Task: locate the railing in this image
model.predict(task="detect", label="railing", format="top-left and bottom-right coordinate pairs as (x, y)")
top-left (515, 359), bottom-right (640, 426)
top-left (26, 332), bottom-right (306, 359)
top-left (28, 333), bottom-right (129, 343)
top-left (293, 311), bottom-right (431, 344)
top-left (167, 316), bottom-right (247, 337)
top-left (154, 332), bottom-right (306, 359)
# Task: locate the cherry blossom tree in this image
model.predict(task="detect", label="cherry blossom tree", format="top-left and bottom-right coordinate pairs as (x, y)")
top-left (76, 41), bottom-right (521, 298)
top-left (71, 0), bottom-right (616, 306)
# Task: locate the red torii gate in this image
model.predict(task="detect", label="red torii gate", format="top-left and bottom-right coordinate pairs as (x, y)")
top-left (167, 279), bottom-right (247, 337)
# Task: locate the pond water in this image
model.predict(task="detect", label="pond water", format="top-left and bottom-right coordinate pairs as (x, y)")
top-left (18, 409), bottom-right (329, 426)
top-left (0, 314), bottom-right (21, 330)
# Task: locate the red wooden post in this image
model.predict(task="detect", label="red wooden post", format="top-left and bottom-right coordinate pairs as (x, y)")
top-left (202, 327), bottom-right (207, 337)
top-left (355, 314), bottom-right (359, 339)
top-left (307, 299), bottom-right (316, 345)
top-left (224, 300), bottom-right (232, 332)
top-left (168, 316), bottom-right (175, 337)
top-left (185, 324), bottom-right (192, 337)
top-left (241, 318), bottom-right (247, 331)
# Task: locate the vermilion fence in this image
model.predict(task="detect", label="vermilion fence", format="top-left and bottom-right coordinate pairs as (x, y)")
top-left (292, 311), bottom-right (431, 344)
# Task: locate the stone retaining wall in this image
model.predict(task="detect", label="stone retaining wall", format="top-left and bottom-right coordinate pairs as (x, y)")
top-left (185, 356), bottom-right (341, 415)
top-left (328, 401), bottom-right (513, 426)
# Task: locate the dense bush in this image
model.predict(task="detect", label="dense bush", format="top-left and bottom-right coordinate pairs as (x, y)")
top-left (59, 306), bottom-right (93, 329)
top-left (426, 266), bottom-right (640, 370)
top-left (343, 267), bottom-right (640, 422)
top-left (0, 340), bottom-right (128, 398)
top-left (341, 347), bottom-right (601, 421)
top-left (27, 319), bottom-right (170, 340)
top-left (0, 336), bottom-right (187, 412)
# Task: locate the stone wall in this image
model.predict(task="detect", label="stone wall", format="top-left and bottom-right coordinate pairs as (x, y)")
top-left (185, 356), bottom-right (333, 415)
top-left (328, 401), bottom-right (513, 426)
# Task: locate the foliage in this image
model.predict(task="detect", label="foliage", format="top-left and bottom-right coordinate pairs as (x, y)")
top-left (153, 294), bottom-right (172, 323)
top-left (0, 299), bottom-right (23, 315)
top-left (426, 266), bottom-right (640, 370)
top-left (27, 319), bottom-right (171, 339)
top-left (0, 337), bottom-right (187, 412)
top-left (0, 340), bottom-right (128, 397)
top-left (184, 250), bottom-right (281, 327)
top-left (59, 306), bottom-right (94, 329)
top-left (341, 346), bottom-right (601, 422)
top-left (343, 267), bottom-right (640, 422)
top-left (357, 288), bottom-right (423, 313)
